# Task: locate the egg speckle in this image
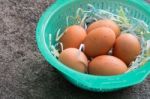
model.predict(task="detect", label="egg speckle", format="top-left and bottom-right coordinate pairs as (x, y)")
top-left (59, 48), bottom-right (88, 73)
top-left (60, 25), bottom-right (87, 49)
top-left (113, 33), bottom-right (141, 65)
top-left (84, 27), bottom-right (116, 57)
top-left (87, 19), bottom-right (120, 37)
top-left (89, 55), bottom-right (128, 75)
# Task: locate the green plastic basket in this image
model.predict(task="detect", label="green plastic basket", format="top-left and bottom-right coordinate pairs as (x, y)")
top-left (36, 0), bottom-right (150, 92)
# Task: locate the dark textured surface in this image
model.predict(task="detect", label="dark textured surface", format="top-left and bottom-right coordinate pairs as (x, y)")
top-left (0, 0), bottom-right (150, 99)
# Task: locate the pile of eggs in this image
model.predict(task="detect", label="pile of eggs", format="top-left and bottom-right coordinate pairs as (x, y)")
top-left (59, 19), bottom-right (141, 76)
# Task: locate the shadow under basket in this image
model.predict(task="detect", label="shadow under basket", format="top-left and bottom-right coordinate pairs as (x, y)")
top-left (36, 0), bottom-right (150, 92)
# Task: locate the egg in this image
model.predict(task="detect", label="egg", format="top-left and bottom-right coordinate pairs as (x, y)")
top-left (113, 33), bottom-right (141, 65)
top-left (59, 48), bottom-right (88, 73)
top-left (88, 55), bottom-right (128, 75)
top-left (83, 27), bottom-right (116, 57)
top-left (60, 25), bottom-right (87, 49)
top-left (87, 19), bottom-right (120, 37)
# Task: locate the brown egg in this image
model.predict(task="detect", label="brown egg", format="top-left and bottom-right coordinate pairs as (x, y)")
top-left (113, 33), bottom-right (141, 65)
top-left (60, 25), bottom-right (87, 49)
top-left (83, 27), bottom-right (116, 57)
top-left (59, 48), bottom-right (88, 73)
top-left (87, 19), bottom-right (120, 37)
top-left (89, 55), bottom-right (128, 75)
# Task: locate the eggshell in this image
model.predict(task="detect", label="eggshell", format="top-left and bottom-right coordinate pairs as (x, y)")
top-left (60, 25), bottom-right (87, 49)
top-left (87, 19), bottom-right (120, 37)
top-left (83, 27), bottom-right (116, 57)
top-left (113, 33), bottom-right (141, 65)
top-left (59, 48), bottom-right (88, 73)
top-left (89, 55), bottom-right (128, 75)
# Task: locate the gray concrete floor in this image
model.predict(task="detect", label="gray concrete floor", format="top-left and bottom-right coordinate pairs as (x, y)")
top-left (0, 0), bottom-right (150, 99)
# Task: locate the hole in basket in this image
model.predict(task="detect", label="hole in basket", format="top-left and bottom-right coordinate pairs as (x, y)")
top-left (101, 2), bottom-right (104, 9)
